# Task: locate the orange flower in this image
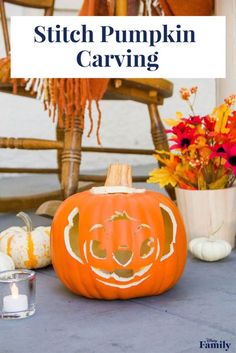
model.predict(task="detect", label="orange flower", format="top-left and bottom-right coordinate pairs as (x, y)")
top-left (224, 94), bottom-right (236, 107)
top-left (179, 88), bottom-right (190, 101)
top-left (176, 163), bottom-right (197, 184)
top-left (178, 181), bottom-right (197, 190)
top-left (190, 86), bottom-right (198, 94)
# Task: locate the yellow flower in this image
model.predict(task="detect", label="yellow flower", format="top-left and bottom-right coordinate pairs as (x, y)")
top-left (147, 167), bottom-right (177, 188)
top-left (153, 150), bottom-right (180, 168)
top-left (196, 136), bottom-right (207, 147)
top-left (148, 151), bottom-right (180, 187)
top-left (213, 103), bottom-right (230, 134)
top-left (199, 146), bottom-right (211, 160)
top-left (164, 112), bottom-right (183, 127)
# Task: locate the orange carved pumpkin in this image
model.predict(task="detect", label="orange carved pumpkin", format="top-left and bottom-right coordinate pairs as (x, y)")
top-left (51, 164), bottom-right (187, 299)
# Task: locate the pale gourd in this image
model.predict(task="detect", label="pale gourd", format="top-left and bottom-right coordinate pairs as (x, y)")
top-left (189, 237), bottom-right (232, 262)
top-left (0, 252), bottom-right (15, 271)
top-left (0, 212), bottom-right (51, 269)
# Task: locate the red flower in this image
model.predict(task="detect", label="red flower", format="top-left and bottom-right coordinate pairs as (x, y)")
top-left (170, 127), bottom-right (197, 150)
top-left (210, 144), bottom-right (226, 159)
top-left (203, 115), bottom-right (216, 131)
top-left (211, 143), bottom-right (236, 175)
top-left (227, 111), bottom-right (236, 130)
top-left (183, 115), bottom-right (202, 125)
top-left (166, 122), bottom-right (187, 135)
top-left (222, 143), bottom-right (236, 175)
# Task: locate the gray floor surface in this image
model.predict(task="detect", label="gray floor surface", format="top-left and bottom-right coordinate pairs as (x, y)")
top-left (0, 173), bottom-right (236, 353)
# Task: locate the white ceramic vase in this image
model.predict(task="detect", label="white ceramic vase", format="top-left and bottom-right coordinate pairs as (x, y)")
top-left (175, 186), bottom-right (236, 248)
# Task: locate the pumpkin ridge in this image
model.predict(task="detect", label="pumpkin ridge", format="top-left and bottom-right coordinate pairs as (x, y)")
top-left (7, 235), bottom-right (14, 257)
top-left (44, 228), bottom-right (51, 237)
top-left (53, 191), bottom-right (87, 294)
top-left (24, 233), bottom-right (37, 269)
top-left (157, 193), bottom-right (187, 291)
top-left (79, 192), bottom-right (106, 298)
top-left (92, 194), bottom-right (116, 298)
top-left (145, 192), bottom-right (181, 294)
top-left (142, 192), bottom-right (165, 295)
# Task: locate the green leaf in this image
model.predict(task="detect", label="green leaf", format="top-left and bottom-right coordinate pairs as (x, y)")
top-left (208, 175), bottom-right (228, 190)
top-left (197, 173), bottom-right (207, 190)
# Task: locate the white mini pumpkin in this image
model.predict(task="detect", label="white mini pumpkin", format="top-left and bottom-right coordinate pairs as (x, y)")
top-left (0, 212), bottom-right (51, 269)
top-left (0, 252), bottom-right (15, 271)
top-left (189, 236), bottom-right (232, 262)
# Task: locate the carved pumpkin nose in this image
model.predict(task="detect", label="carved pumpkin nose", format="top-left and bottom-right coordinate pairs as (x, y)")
top-left (113, 247), bottom-right (133, 267)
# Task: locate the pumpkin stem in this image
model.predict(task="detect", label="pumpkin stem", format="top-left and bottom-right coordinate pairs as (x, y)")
top-left (16, 212), bottom-right (33, 233)
top-left (209, 222), bottom-right (224, 240)
top-left (105, 164), bottom-right (132, 187)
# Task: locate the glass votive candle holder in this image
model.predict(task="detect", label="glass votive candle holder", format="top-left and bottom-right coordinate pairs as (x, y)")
top-left (0, 269), bottom-right (36, 319)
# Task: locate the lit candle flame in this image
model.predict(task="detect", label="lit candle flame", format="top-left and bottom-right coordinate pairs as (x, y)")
top-left (11, 283), bottom-right (19, 298)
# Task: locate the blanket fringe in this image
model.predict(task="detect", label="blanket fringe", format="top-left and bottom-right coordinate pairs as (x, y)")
top-left (0, 56), bottom-right (107, 144)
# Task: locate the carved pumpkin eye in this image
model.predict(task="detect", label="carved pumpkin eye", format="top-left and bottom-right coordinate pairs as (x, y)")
top-left (90, 240), bottom-right (107, 259)
top-left (140, 238), bottom-right (155, 259)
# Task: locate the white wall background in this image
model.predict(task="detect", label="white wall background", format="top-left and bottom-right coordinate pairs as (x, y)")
top-left (0, 1), bottom-right (215, 174)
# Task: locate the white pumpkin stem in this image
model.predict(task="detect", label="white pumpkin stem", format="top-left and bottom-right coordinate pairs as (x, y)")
top-left (208, 235), bottom-right (216, 242)
top-left (208, 222), bottom-right (224, 241)
top-left (105, 164), bottom-right (132, 187)
top-left (17, 212), bottom-right (33, 232)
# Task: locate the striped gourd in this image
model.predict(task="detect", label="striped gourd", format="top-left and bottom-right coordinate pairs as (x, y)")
top-left (0, 212), bottom-right (51, 269)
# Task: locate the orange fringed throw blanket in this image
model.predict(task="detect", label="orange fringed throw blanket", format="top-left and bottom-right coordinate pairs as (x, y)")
top-left (159, 0), bottom-right (214, 16)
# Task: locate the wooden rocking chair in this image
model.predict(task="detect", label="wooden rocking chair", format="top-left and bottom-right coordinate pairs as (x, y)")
top-left (0, 0), bottom-right (174, 213)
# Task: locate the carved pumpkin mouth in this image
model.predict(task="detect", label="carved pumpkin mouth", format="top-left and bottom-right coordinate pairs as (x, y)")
top-left (91, 263), bottom-right (152, 282)
top-left (96, 276), bottom-right (150, 289)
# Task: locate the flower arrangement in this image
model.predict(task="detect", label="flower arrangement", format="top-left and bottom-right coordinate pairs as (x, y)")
top-left (148, 87), bottom-right (236, 190)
